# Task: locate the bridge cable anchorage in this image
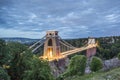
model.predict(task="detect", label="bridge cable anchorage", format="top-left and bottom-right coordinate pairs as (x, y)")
top-left (29, 35), bottom-right (46, 49)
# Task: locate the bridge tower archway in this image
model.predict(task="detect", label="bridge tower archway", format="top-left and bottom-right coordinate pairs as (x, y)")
top-left (43, 31), bottom-right (61, 59)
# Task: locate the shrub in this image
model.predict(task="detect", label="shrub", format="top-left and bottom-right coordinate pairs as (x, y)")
top-left (90, 56), bottom-right (103, 72)
top-left (118, 53), bottom-right (120, 60)
top-left (63, 55), bottom-right (87, 77)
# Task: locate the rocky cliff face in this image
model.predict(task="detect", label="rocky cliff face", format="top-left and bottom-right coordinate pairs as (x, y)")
top-left (103, 58), bottom-right (120, 71)
top-left (86, 57), bottom-right (120, 73)
top-left (49, 57), bottom-right (120, 78)
top-left (49, 57), bottom-right (69, 78)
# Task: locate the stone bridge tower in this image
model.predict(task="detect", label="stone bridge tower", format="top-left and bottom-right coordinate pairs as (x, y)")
top-left (86, 37), bottom-right (96, 58)
top-left (43, 31), bottom-right (61, 59)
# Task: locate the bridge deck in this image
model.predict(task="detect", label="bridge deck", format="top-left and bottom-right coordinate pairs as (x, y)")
top-left (61, 44), bottom-right (97, 56)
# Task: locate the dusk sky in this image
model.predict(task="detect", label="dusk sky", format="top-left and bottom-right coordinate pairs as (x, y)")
top-left (0, 0), bottom-right (120, 39)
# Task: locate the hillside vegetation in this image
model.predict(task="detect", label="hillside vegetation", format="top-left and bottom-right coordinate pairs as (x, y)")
top-left (65, 67), bottom-right (120, 80)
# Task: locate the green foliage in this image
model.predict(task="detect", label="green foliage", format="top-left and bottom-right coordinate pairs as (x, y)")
top-left (0, 39), bottom-right (11, 66)
top-left (64, 67), bottom-right (120, 80)
top-left (117, 53), bottom-right (120, 60)
top-left (97, 37), bottom-right (120, 60)
top-left (62, 55), bottom-right (87, 78)
top-left (0, 67), bottom-right (10, 80)
top-left (0, 41), bottom-right (54, 80)
top-left (7, 42), bottom-right (27, 55)
top-left (7, 42), bottom-right (33, 80)
top-left (90, 56), bottom-right (103, 72)
top-left (23, 56), bottom-right (54, 80)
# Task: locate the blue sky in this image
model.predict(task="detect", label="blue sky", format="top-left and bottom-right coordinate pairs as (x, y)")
top-left (0, 0), bottom-right (120, 39)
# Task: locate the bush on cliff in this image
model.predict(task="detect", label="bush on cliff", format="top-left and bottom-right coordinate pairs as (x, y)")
top-left (62, 55), bottom-right (87, 78)
top-left (90, 56), bottom-right (103, 72)
top-left (118, 53), bottom-right (120, 60)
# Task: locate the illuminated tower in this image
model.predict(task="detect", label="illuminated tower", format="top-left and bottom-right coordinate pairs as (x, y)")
top-left (43, 31), bottom-right (60, 59)
top-left (87, 37), bottom-right (96, 58)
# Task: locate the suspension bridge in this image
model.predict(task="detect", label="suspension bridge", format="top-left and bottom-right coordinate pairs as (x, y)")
top-left (29, 31), bottom-right (98, 61)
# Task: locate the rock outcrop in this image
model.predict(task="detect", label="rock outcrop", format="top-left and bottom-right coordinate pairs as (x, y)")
top-left (103, 58), bottom-right (120, 71)
top-left (49, 57), bottom-right (69, 77)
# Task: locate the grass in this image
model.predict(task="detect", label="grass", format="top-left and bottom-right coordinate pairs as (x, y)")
top-left (64, 67), bottom-right (120, 80)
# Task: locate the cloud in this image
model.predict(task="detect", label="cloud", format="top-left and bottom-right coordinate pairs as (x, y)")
top-left (27, 13), bottom-right (37, 22)
top-left (105, 14), bottom-right (120, 22)
top-left (0, 0), bottom-right (120, 39)
top-left (0, 28), bottom-right (45, 39)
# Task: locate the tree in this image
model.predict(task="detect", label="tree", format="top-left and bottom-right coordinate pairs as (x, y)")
top-left (23, 56), bottom-right (54, 80)
top-left (0, 67), bottom-right (10, 80)
top-left (0, 39), bottom-right (11, 66)
top-left (90, 56), bottom-right (103, 72)
top-left (7, 42), bottom-right (33, 80)
top-left (63, 55), bottom-right (87, 78)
